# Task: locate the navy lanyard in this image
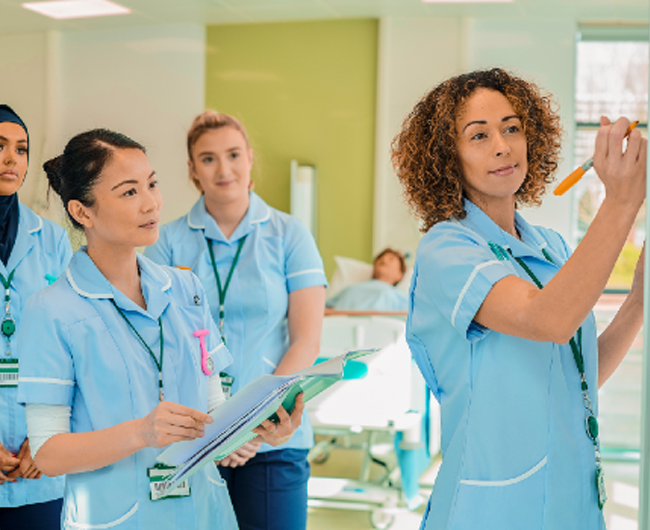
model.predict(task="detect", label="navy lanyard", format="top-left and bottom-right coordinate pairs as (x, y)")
top-left (111, 299), bottom-right (165, 402)
top-left (0, 269), bottom-right (16, 356)
top-left (487, 241), bottom-right (606, 509)
top-left (207, 236), bottom-right (247, 342)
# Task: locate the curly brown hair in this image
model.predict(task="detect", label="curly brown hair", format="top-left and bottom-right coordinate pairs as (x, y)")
top-left (391, 68), bottom-right (562, 231)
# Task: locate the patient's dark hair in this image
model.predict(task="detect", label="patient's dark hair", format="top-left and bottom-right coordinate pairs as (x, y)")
top-left (374, 248), bottom-right (407, 285)
top-left (44, 129), bottom-right (145, 229)
top-left (374, 248), bottom-right (406, 275)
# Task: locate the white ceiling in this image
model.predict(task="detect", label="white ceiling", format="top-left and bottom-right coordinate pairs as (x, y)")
top-left (0, 0), bottom-right (648, 35)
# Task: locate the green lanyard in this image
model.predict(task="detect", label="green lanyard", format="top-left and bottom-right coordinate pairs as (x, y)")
top-left (488, 241), bottom-right (607, 509)
top-left (207, 236), bottom-right (247, 343)
top-left (111, 299), bottom-right (165, 402)
top-left (0, 269), bottom-right (16, 357)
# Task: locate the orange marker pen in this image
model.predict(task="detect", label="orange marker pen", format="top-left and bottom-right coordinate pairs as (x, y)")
top-left (554, 120), bottom-right (640, 196)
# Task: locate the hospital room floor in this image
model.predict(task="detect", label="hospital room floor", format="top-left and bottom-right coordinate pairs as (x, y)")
top-left (307, 439), bottom-right (433, 529)
top-left (307, 294), bottom-right (643, 530)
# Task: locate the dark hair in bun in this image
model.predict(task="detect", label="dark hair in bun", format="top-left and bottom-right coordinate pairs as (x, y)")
top-left (44, 129), bottom-right (146, 229)
top-left (43, 156), bottom-right (63, 194)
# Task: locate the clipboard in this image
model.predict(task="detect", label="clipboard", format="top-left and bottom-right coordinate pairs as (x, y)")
top-left (156, 349), bottom-right (374, 495)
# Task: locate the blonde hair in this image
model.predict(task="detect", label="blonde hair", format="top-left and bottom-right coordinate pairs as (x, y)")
top-left (186, 110), bottom-right (250, 161)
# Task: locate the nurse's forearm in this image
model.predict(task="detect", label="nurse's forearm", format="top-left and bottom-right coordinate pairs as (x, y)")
top-left (274, 286), bottom-right (325, 376)
top-left (530, 197), bottom-right (637, 339)
top-left (34, 419), bottom-right (146, 477)
top-left (597, 289), bottom-right (643, 387)
top-left (476, 198), bottom-right (638, 343)
top-left (34, 401), bottom-right (213, 476)
top-left (274, 339), bottom-right (321, 376)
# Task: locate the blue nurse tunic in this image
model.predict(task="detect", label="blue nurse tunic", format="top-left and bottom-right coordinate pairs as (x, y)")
top-left (0, 203), bottom-right (70, 508)
top-left (16, 250), bottom-right (237, 530)
top-left (408, 200), bottom-right (605, 530)
top-left (145, 191), bottom-right (328, 453)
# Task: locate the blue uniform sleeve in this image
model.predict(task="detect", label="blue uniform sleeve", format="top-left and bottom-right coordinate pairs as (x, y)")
top-left (283, 217), bottom-right (328, 292)
top-left (16, 292), bottom-right (76, 406)
top-left (189, 272), bottom-right (232, 373)
top-left (144, 224), bottom-right (173, 266)
top-left (416, 226), bottom-right (518, 341)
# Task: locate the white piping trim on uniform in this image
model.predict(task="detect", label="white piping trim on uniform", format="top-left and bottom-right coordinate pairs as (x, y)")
top-left (263, 357), bottom-right (277, 369)
top-left (450, 260), bottom-right (502, 328)
top-left (18, 377), bottom-right (75, 386)
top-left (66, 269), bottom-right (113, 299)
top-left (160, 269), bottom-right (172, 292)
top-left (286, 268), bottom-right (324, 279)
top-left (28, 216), bottom-right (43, 234)
top-left (66, 503), bottom-right (139, 529)
top-left (459, 456), bottom-right (547, 487)
top-left (187, 216), bottom-right (204, 230)
top-left (208, 343), bottom-right (226, 356)
top-left (251, 206), bottom-right (270, 224)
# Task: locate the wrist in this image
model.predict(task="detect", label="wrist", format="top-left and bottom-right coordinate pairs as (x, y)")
top-left (600, 195), bottom-right (643, 222)
top-left (592, 198), bottom-right (639, 243)
top-left (129, 419), bottom-right (149, 452)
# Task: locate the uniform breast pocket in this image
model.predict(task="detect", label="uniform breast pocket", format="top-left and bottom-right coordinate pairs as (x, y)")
top-left (172, 305), bottom-right (210, 368)
top-left (175, 305), bottom-right (207, 332)
top-left (451, 456), bottom-right (547, 529)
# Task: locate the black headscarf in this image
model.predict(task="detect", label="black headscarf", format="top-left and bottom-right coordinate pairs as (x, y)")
top-left (0, 105), bottom-right (28, 266)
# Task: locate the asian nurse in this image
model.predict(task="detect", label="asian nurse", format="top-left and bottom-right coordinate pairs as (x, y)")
top-left (145, 111), bottom-right (327, 530)
top-left (0, 104), bottom-right (71, 530)
top-left (16, 128), bottom-right (303, 530)
top-left (391, 69), bottom-right (646, 530)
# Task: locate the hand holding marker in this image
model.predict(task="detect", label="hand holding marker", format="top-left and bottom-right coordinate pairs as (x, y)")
top-left (554, 120), bottom-right (640, 196)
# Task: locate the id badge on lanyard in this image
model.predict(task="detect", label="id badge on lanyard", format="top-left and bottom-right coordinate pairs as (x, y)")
top-left (0, 358), bottom-right (18, 388)
top-left (219, 372), bottom-right (234, 400)
top-left (148, 465), bottom-right (191, 501)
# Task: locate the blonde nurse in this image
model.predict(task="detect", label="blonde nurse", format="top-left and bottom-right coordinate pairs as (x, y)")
top-left (145, 111), bottom-right (326, 530)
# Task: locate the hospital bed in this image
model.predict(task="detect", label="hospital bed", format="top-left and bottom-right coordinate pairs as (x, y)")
top-left (307, 311), bottom-right (440, 529)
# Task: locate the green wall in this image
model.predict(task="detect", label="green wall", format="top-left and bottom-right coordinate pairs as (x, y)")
top-left (206, 19), bottom-right (377, 278)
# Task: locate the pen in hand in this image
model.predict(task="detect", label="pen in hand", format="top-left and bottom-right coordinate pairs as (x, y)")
top-left (554, 120), bottom-right (640, 196)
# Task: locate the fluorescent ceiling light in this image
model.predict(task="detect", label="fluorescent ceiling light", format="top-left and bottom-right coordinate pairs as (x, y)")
top-left (22, 0), bottom-right (131, 20)
top-left (423, 0), bottom-right (513, 3)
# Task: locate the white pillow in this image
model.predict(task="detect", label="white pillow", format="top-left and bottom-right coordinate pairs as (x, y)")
top-left (327, 255), bottom-right (413, 298)
top-left (327, 256), bottom-right (373, 298)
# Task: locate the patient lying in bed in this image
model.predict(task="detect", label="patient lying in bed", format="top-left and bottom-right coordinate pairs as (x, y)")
top-left (326, 249), bottom-right (409, 311)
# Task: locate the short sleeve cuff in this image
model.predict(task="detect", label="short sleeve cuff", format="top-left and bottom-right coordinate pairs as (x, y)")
top-left (451, 260), bottom-right (515, 342)
top-left (208, 343), bottom-right (233, 373)
top-left (286, 269), bottom-right (328, 292)
top-left (17, 377), bottom-right (75, 406)
top-left (467, 321), bottom-right (490, 342)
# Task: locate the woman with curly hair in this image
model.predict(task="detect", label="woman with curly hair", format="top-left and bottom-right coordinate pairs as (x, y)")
top-left (392, 68), bottom-right (646, 529)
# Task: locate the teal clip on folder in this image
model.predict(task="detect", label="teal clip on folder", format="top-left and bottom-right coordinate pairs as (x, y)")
top-left (157, 348), bottom-right (374, 495)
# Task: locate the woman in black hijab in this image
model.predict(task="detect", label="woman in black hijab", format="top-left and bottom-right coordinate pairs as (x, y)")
top-left (0, 105), bottom-right (72, 530)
